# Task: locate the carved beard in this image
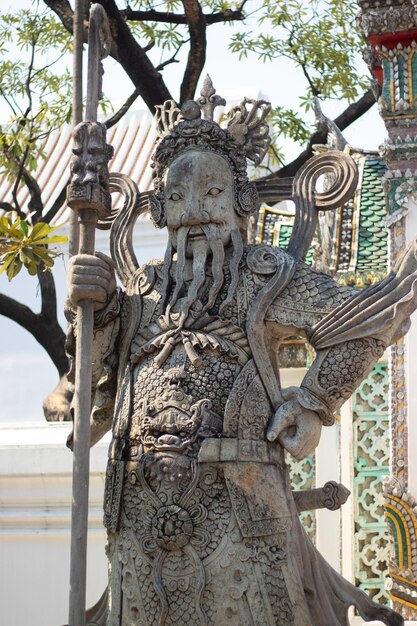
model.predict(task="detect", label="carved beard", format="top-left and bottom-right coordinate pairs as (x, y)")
top-left (163, 223), bottom-right (243, 326)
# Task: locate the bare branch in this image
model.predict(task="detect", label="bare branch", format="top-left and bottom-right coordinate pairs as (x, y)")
top-left (0, 88), bottom-right (20, 117)
top-left (31, 50), bottom-right (67, 82)
top-left (300, 62), bottom-right (320, 97)
top-left (43, 178), bottom-right (69, 224)
top-left (0, 291), bottom-right (67, 376)
top-left (0, 202), bottom-right (15, 212)
top-left (43, 0), bottom-right (75, 32)
top-left (105, 89), bottom-right (141, 128)
top-left (156, 43), bottom-right (183, 72)
top-left (38, 264), bottom-right (58, 320)
top-left (288, 30), bottom-right (320, 97)
top-left (44, 0), bottom-right (174, 113)
top-left (260, 88), bottom-right (377, 181)
top-left (121, 7), bottom-right (245, 25)
top-left (143, 41), bottom-right (155, 53)
top-left (180, 0), bottom-right (206, 103)
top-left (0, 292), bottom-right (40, 332)
top-left (20, 163), bottom-right (44, 220)
top-left (11, 144), bottom-right (30, 215)
top-left (24, 33), bottom-right (36, 111)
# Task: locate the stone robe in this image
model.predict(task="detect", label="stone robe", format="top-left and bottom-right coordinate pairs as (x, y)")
top-left (68, 243), bottom-right (415, 626)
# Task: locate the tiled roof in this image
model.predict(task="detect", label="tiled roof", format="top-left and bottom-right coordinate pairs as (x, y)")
top-left (3, 115), bottom-right (389, 276)
top-left (0, 109), bottom-right (157, 224)
top-left (256, 150), bottom-right (388, 281)
top-left (355, 157), bottom-right (387, 273)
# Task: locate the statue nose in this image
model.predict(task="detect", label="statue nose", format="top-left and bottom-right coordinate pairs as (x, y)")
top-left (181, 202), bottom-right (210, 226)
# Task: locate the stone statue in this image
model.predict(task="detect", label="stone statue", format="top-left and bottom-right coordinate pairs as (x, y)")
top-left (66, 77), bottom-right (416, 625)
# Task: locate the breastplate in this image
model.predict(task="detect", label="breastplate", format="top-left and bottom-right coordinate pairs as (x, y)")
top-left (128, 341), bottom-right (241, 461)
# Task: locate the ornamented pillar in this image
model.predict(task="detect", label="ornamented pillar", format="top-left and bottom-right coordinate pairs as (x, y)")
top-left (358, 1), bottom-right (417, 617)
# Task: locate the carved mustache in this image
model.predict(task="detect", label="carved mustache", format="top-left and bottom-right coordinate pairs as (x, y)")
top-left (178, 213), bottom-right (226, 228)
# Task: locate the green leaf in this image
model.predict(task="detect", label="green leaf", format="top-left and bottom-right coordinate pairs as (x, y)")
top-left (30, 222), bottom-right (54, 240)
top-left (20, 220), bottom-right (29, 237)
top-left (29, 235), bottom-right (67, 245)
top-left (6, 256), bottom-right (22, 280)
top-left (0, 250), bottom-right (18, 273)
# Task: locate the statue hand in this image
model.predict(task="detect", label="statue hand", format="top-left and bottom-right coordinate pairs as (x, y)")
top-left (267, 398), bottom-right (322, 460)
top-left (68, 251), bottom-right (116, 311)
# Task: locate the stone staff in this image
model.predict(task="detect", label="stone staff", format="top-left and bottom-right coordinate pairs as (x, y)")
top-left (66, 5), bottom-right (112, 626)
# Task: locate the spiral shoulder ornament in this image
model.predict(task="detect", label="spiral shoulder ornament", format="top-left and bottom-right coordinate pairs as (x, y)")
top-left (104, 173), bottom-right (148, 291)
top-left (287, 150), bottom-right (358, 261)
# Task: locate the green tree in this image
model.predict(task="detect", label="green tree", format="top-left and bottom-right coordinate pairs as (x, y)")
top-left (0, 0), bottom-right (376, 420)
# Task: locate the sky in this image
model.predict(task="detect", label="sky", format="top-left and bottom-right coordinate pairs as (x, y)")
top-left (0, 0), bottom-right (388, 423)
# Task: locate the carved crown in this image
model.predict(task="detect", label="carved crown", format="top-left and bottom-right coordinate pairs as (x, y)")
top-left (154, 75), bottom-right (271, 167)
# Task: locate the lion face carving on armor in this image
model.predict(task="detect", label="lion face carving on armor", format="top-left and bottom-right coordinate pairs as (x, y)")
top-left (136, 386), bottom-right (222, 455)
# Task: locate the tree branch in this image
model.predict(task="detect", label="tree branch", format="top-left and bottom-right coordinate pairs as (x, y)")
top-left (38, 265), bottom-right (58, 320)
top-left (0, 292), bottom-right (40, 333)
top-left (0, 291), bottom-right (67, 376)
top-left (3, 145), bottom-right (44, 219)
top-left (43, 0), bottom-right (74, 33)
top-left (43, 179), bottom-right (69, 223)
top-left (20, 164), bottom-right (44, 220)
top-left (121, 8), bottom-right (245, 25)
top-left (105, 88), bottom-right (141, 128)
top-left (0, 202), bottom-right (15, 212)
top-left (180, 0), bottom-right (207, 103)
top-left (155, 44), bottom-right (183, 72)
top-left (44, 0), bottom-right (174, 113)
top-left (262, 88), bottom-right (377, 180)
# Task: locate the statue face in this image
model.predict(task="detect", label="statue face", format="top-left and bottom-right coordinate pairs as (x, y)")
top-left (164, 150), bottom-right (239, 256)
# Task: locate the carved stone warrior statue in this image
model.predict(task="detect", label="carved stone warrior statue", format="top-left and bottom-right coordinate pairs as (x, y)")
top-left (67, 77), bottom-right (416, 625)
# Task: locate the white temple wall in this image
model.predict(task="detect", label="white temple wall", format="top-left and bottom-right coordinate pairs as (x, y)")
top-left (0, 423), bottom-right (108, 626)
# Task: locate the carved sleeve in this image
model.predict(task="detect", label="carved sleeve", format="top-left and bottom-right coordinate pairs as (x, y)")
top-left (65, 289), bottom-right (122, 445)
top-left (300, 240), bottom-right (417, 423)
top-left (265, 259), bottom-right (403, 426)
top-left (297, 337), bottom-right (386, 425)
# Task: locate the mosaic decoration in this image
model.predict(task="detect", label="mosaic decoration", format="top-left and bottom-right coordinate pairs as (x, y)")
top-left (330, 152), bottom-right (387, 274)
top-left (357, 0), bottom-right (417, 38)
top-left (255, 100), bottom-right (417, 615)
top-left (357, 1), bottom-right (417, 617)
top-left (286, 454), bottom-right (316, 543)
top-left (384, 476), bottom-right (417, 617)
top-left (377, 44), bottom-right (417, 118)
top-left (353, 363), bottom-right (390, 605)
top-left (337, 270), bottom-right (387, 289)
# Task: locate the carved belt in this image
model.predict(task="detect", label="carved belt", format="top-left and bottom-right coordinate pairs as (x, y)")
top-left (198, 436), bottom-right (282, 465)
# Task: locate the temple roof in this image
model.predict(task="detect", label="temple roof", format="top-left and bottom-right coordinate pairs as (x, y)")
top-left (0, 109), bottom-right (157, 224)
top-left (257, 149), bottom-right (388, 285)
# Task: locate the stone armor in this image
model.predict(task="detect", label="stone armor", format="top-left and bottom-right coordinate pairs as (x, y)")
top-left (66, 242), bottom-right (414, 625)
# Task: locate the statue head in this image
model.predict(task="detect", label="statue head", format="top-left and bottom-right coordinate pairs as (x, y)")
top-left (149, 76), bottom-right (271, 231)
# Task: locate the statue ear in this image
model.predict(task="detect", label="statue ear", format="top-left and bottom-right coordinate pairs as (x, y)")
top-left (149, 193), bottom-right (166, 228)
top-left (236, 181), bottom-right (258, 217)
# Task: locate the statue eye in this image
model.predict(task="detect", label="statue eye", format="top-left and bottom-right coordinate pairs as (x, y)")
top-left (169, 192), bottom-right (182, 201)
top-left (206, 187), bottom-right (222, 197)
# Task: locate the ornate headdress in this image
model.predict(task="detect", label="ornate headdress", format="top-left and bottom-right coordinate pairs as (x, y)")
top-left (149, 75), bottom-right (271, 228)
